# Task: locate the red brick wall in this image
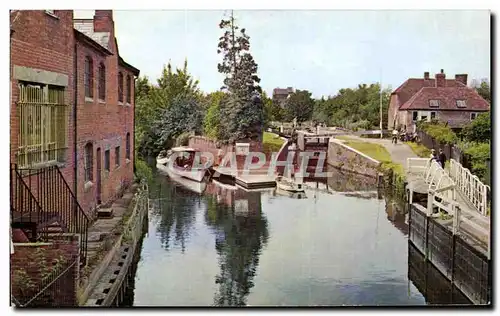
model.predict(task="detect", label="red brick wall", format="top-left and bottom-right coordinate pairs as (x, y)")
top-left (75, 38), bottom-right (135, 216)
top-left (11, 240), bottom-right (79, 306)
top-left (10, 10), bottom-right (76, 199)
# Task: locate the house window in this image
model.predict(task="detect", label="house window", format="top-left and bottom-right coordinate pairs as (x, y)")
top-left (125, 133), bottom-right (130, 160)
top-left (84, 56), bottom-right (93, 99)
top-left (115, 146), bottom-right (120, 167)
top-left (429, 100), bottom-right (440, 108)
top-left (84, 142), bottom-right (93, 182)
top-left (104, 149), bottom-right (110, 171)
top-left (98, 63), bottom-right (106, 101)
top-left (456, 100), bottom-right (467, 108)
top-left (17, 82), bottom-right (68, 168)
top-left (471, 112), bottom-right (477, 120)
top-left (118, 72), bottom-right (124, 103)
top-left (126, 75), bottom-right (131, 104)
top-left (430, 111), bottom-right (436, 120)
top-left (412, 111), bottom-right (418, 121)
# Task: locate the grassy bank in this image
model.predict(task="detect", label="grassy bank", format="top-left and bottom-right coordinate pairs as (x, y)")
top-left (406, 141), bottom-right (431, 158)
top-left (263, 132), bottom-right (285, 153)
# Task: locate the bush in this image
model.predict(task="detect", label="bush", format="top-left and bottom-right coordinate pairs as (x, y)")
top-left (464, 142), bottom-right (490, 182)
top-left (419, 121), bottom-right (457, 144)
top-left (135, 159), bottom-right (153, 183)
top-left (462, 112), bottom-right (491, 143)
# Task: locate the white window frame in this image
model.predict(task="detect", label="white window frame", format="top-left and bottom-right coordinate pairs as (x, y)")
top-left (470, 112), bottom-right (477, 120)
top-left (457, 100), bottom-right (467, 108)
top-left (430, 111), bottom-right (437, 120)
top-left (429, 100), bottom-right (440, 108)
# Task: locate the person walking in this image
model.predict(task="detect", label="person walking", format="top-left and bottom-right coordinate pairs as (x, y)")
top-left (429, 149), bottom-right (438, 164)
top-left (392, 129), bottom-right (398, 144)
top-left (438, 148), bottom-right (447, 169)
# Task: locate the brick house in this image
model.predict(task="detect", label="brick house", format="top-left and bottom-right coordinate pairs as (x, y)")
top-left (272, 87), bottom-right (294, 107)
top-left (388, 70), bottom-right (490, 132)
top-left (10, 10), bottom-right (139, 305)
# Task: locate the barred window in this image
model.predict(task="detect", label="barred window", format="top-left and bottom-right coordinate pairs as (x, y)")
top-left (17, 82), bottom-right (68, 168)
top-left (125, 133), bottom-right (130, 159)
top-left (84, 56), bottom-right (93, 99)
top-left (98, 63), bottom-right (106, 101)
top-left (84, 142), bottom-right (93, 181)
top-left (126, 75), bottom-right (131, 104)
top-left (118, 72), bottom-right (124, 103)
top-left (115, 146), bottom-right (120, 167)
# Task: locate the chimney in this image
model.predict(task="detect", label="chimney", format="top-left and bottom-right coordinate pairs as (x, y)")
top-left (455, 74), bottom-right (468, 86)
top-left (93, 10), bottom-right (114, 33)
top-left (435, 70), bottom-right (446, 88)
top-left (424, 72), bottom-right (429, 80)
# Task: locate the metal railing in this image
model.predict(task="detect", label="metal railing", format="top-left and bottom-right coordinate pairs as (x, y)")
top-left (449, 159), bottom-right (489, 216)
top-left (11, 164), bottom-right (89, 264)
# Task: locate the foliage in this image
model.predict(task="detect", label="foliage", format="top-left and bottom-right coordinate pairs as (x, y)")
top-left (464, 142), bottom-right (490, 182)
top-left (284, 89), bottom-right (315, 123)
top-left (418, 121), bottom-right (458, 144)
top-left (203, 91), bottom-right (227, 139)
top-left (406, 141), bottom-right (431, 158)
top-left (262, 132), bottom-right (284, 154)
top-left (134, 158), bottom-right (153, 184)
top-left (135, 60), bottom-right (201, 158)
top-left (217, 11), bottom-right (264, 143)
top-left (475, 81), bottom-right (491, 104)
top-left (462, 112), bottom-right (491, 143)
top-left (313, 83), bottom-right (390, 129)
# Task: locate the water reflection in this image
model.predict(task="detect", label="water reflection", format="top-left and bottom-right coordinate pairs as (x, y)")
top-left (204, 182), bottom-right (269, 306)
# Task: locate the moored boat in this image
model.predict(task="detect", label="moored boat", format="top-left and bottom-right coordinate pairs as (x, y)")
top-left (156, 147), bottom-right (209, 182)
top-left (275, 175), bottom-right (305, 193)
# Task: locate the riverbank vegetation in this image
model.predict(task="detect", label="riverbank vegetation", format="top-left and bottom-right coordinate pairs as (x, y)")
top-left (262, 132), bottom-right (285, 153)
top-left (406, 142), bottom-right (431, 158)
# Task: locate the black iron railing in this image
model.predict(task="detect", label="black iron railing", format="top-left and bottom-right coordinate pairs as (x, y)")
top-left (10, 164), bottom-right (46, 240)
top-left (11, 164), bottom-right (89, 264)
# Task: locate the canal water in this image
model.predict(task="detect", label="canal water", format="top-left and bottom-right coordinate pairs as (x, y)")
top-left (127, 166), bottom-right (470, 306)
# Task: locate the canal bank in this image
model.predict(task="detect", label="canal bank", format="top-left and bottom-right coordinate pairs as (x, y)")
top-left (77, 182), bottom-right (150, 306)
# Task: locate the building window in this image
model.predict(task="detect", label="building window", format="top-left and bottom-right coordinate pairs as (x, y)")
top-left (471, 112), bottom-right (477, 120)
top-left (125, 133), bottom-right (130, 160)
top-left (84, 56), bottom-right (93, 99)
top-left (104, 149), bottom-right (110, 171)
top-left (98, 63), bottom-right (106, 101)
top-left (126, 75), bottom-right (131, 104)
top-left (84, 142), bottom-right (93, 182)
top-left (412, 111), bottom-right (418, 121)
top-left (456, 100), bottom-right (467, 108)
top-left (118, 72), bottom-right (124, 103)
top-left (430, 111), bottom-right (436, 120)
top-left (17, 82), bottom-right (68, 168)
top-left (115, 146), bottom-right (120, 167)
top-left (429, 100), bottom-right (440, 108)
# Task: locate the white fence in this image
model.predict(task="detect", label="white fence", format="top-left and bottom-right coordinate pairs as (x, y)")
top-left (449, 159), bottom-right (489, 216)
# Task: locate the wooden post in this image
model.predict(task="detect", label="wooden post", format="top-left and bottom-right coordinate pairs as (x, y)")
top-left (427, 190), bottom-right (435, 216)
top-left (452, 202), bottom-right (460, 235)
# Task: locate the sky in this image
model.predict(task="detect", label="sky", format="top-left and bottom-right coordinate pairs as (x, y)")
top-left (74, 10), bottom-right (491, 98)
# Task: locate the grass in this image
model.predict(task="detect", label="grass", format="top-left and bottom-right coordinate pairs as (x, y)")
top-left (263, 132), bottom-right (285, 153)
top-left (406, 141), bottom-right (431, 158)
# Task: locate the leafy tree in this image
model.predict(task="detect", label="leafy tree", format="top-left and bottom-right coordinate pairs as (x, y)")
top-left (284, 89), bottom-right (314, 123)
top-left (475, 81), bottom-right (491, 104)
top-left (217, 11), bottom-right (264, 143)
top-left (463, 112), bottom-right (491, 143)
top-left (204, 91), bottom-right (227, 139)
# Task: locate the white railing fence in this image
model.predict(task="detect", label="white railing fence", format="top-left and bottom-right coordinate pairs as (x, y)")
top-left (407, 157), bottom-right (429, 175)
top-left (449, 159), bottom-right (489, 216)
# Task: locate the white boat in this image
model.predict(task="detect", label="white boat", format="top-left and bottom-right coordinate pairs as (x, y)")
top-left (156, 147), bottom-right (209, 183)
top-left (276, 187), bottom-right (307, 199)
top-left (275, 175), bottom-right (305, 193)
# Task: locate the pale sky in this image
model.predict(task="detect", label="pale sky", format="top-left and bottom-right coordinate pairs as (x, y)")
top-left (74, 10), bottom-right (491, 98)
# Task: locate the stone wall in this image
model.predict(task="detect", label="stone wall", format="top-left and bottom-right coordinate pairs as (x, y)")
top-left (327, 139), bottom-right (381, 178)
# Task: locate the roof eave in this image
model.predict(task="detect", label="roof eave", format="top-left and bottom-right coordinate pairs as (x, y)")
top-left (119, 57), bottom-right (140, 76)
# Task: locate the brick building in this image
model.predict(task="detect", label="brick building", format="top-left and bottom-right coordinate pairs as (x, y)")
top-left (10, 10), bottom-right (139, 219)
top-left (388, 70), bottom-right (490, 132)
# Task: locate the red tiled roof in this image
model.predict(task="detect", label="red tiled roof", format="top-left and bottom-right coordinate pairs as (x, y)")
top-left (399, 87), bottom-right (490, 111)
top-left (392, 78), bottom-right (464, 106)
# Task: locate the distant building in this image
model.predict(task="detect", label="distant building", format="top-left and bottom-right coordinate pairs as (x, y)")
top-left (272, 87), bottom-right (294, 107)
top-left (388, 70), bottom-right (490, 132)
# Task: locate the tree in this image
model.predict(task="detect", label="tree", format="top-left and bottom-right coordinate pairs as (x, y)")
top-left (463, 112), bottom-right (491, 143)
top-left (284, 89), bottom-right (314, 123)
top-left (217, 11), bottom-right (264, 143)
top-left (204, 91), bottom-right (227, 139)
top-left (475, 81), bottom-right (491, 104)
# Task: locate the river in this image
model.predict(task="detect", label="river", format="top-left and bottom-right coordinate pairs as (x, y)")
top-left (124, 166), bottom-right (471, 306)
